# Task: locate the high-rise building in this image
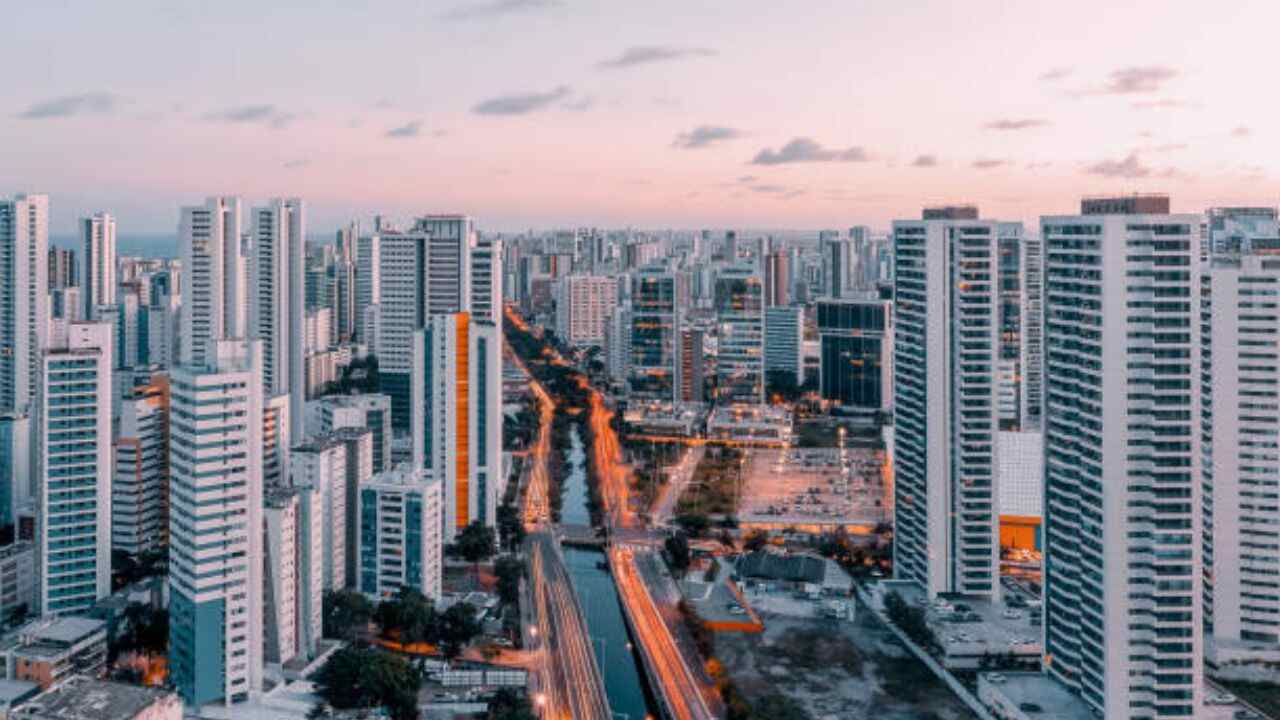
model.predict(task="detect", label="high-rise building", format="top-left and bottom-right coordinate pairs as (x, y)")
top-left (554, 275), bottom-right (618, 346)
top-left (1202, 247), bottom-right (1280, 667)
top-left (714, 264), bottom-right (765, 404)
top-left (0, 194), bottom-right (49, 414)
top-left (263, 483), bottom-right (323, 665)
top-left (412, 314), bottom-right (502, 539)
top-left (263, 394), bottom-right (291, 488)
top-left (251, 198), bottom-right (306, 441)
top-left (678, 327), bottom-right (705, 403)
top-left (80, 213), bottom-right (116, 319)
top-left (604, 306), bottom-right (632, 384)
top-left (995, 223), bottom-right (1043, 430)
top-left (290, 435), bottom-right (349, 591)
top-left (892, 211), bottom-right (1005, 600)
top-left (1041, 196), bottom-right (1202, 718)
top-left (1019, 234), bottom-right (1045, 430)
top-left (354, 234), bottom-right (380, 344)
top-left (417, 215), bottom-right (474, 317)
top-left (309, 394), bottom-right (392, 475)
top-left (179, 197), bottom-right (245, 367)
top-left (470, 235), bottom-right (502, 326)
top-left (112, 373), bottom-right (170, 558)
top-left (818, 299), bottom-right (892, 417)
top-left (357, 464), bottom-right (443, 601)
top-left (37, 322), bottom-right (113, 615)
top-left (0, 412), bottom-right (31, 530)
top-left (48, 248), bottom-right (76, 289)
top-left (764, 249), bottom-right (790, 306)
top-left (821, 234), bottom-right (854, 298)
top-left (331, 427), bottom-right (374, 587)
top-left (629, 267), bottom-right (679, 403)
top-left (764, 306), bottom-right (804, 389)
top-left (168, 339), bottom-right (264, 707)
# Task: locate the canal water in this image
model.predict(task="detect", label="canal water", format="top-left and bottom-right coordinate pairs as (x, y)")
top-left (560, 426), bottom-right (655, 719)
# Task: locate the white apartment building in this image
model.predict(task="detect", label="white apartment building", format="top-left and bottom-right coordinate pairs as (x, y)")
top-left (356, 464), bottom-right (443, 601)
top-left (354, 234), bottom-right (380, 344)
top-left (290, 435), bottom-right (348, 591)
top-left (330, 427), bottom-right (374, 588)
top-left (112, 374), bottom-right (170, 558)
top-left (80, 212), bottom-right (116, 319)
top-left (167, 339), bottom-right (264, 707)
top-left (554, 275), bottom-right (618, 346)
top-left (891, 212), bottom-right (1006, 600)
top-left (1041, 196), bottom-right (1202, 719)
top-left (251, 198), bottom-right (306, 441)
top-left (179, 197), bottom-right (246, 367)
top-left (307, 393), bottom-right (392, 475)
top-left (0, 194), bottom-right (49, 415)
top-left (263, 394), bottom-right (291, 488)
top-left (604, 306), bottom-right (632, 384)
top-left (412, 313), bottom-right (503, 539)
top-left (1202, 248), bottom-right (1280, 666)
top-left (263, 483), bottom-right (323, 665)
top-left (37, 322), bottom-right (113, 615)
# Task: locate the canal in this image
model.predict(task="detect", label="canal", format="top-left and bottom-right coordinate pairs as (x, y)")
top-left (561, 426), bottom-right (655, 720)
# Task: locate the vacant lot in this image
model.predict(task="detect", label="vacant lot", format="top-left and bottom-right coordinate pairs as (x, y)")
top-left (716, 599), bottom-right (976, 720)
top-left (676, 448), bottom-right (745, 516)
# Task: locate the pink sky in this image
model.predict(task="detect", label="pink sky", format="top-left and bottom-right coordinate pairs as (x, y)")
top-left (4, 0), bottom-right (1279, 234)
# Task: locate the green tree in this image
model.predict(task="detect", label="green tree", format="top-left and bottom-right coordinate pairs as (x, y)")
top-left (496, 503), bottom-right (525, 552)
top-left (324, 589), bottom-right (375, 642)
top-left (743, 531), bottom-right (768, 553)
top-left (493, 555), bottom-right (524, 607)
top-left (376, 587), bottom-right (436, 646)
top-left (453, 521), bottom-right (497, 580)
top-left (675, 513), bottom-right (711, 538)
top-left (313, 646), bottom-right (421, 720)
top-left (434, 603), bottom-right (481, 660)
top-left (665, 534), bottom-right (691, 573)
top-left (486, 688), bottom-right (536, 720)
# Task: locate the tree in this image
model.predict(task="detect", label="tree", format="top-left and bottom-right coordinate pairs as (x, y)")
top-left (313, 646), bottom-right (421, 720)
top-left (494, 555), bottom-right (524, 607)
top-left (453, 522), bottom-right (497, 582)
top-left (665, 534), bottom-right (691, 574)
top-left (324, 590), bottom-right (375, 642)
top-left (496, 503), bottom-right (525, 552)
top-left (435, 603), bottom-right (481, 660)
top-left (376, 587), bottom-right (436, 646)
top-left (743, 531), bottom-right (768, 553)
top-left (486, 688), bottom-right (536, 720)
top-left (675, 513), bottom-right (711, 538)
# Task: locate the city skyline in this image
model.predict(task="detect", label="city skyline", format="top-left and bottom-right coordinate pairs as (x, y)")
top-left (6, 0), bottom-right (1280, 236)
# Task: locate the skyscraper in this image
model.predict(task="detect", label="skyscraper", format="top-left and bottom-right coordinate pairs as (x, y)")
top-left (290, 435), bottom-right (349, 591)
top-left (412, 313), bottom-right (503, 539)
top-left (764, 248), bottom-right (790, 306)
top-left (80, 212), bottom-right (116, 318)
top-left (357, 465), bottom-right (443, 601)
top-left (629, 266), bottom-right (679, 404)
top-left (168, 339), bottom-right (264, 707)
top-left (179, 197), bottom-right (245, 367)
top-left (817, 299), bottom-right (891, 417)
top-left (892, 210), bottom-right (1006, 600)
top-left (1041, 195), bottom-right (1201, 718)
top-left (0, 194), bottom-right (49, 414)
top-left (112, 373), bottom-right (170, 558)
top-left (37, 322), bottom-right (113, 615)
top-left (554, 275), bottom-right (618, 346)
top-left (251, 198), bottom-right (306, 441)
top-left (354, 233), bottom-right (380, 344)
top-left (715, 264), bottom-right (765, 404)
top-left (263, 483), bottom-right (323, 665)
top-left (48, 247), bottom-right (76, 290)
top-left (764, 305), bottom-right (804, 389)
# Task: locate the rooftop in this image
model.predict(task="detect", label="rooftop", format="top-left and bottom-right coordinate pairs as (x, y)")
top-left (979, 672), bottom-right (1094, 720)
top-left (12, 677), bottom-right (176, 720)
top-left (18, 617), bottom-right (106, 647)
top-left (737, 551), bottom-right (826, 584)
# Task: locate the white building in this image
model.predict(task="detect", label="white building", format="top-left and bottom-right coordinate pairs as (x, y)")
top-left (1041, 196), bottom-right (1202, 718)
top-left (554, 275), bottom-right (618, 346)
top-left (167, 339), bottom-right (264, 707)
top-left (37, 322), bottom-right (113, 615)
top-left (112, 373), bottom-right (170, 558)
top-left (0, 194), bottom-right (49, 415)
top-left (604, 306), bottom-right (632, 384)
top-left (80, 212), bottom-right (116, 319)
top-left (179, 197), bottom-right (246, 367)
top-left (263, 483), bottom-right (323, 665)
top-left (251, 198), bottom-right (306, 441)
top-left (1202, 248), bottom-right (1280, 666)
top-left (412, 314), bottom-right (503, 539)
top-left (356, 464), bottom-right (443, 601)
top-left (307, 394), bottom-right (393, 476)
top-left (354, 234), bottom-right (380, 344)
top-left (304, 307), bottom-right (332, 354)
top-left (891, 211), bottom-right (1006, 600)
top-left (290, 435), bottom-right (348, 591)
top-left (764, 305), bottom-right (804, 387)
top-left (330, 427), bottom-right (374, 588)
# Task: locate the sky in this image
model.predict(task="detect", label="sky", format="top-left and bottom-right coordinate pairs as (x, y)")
top-left (5, 0), bottom-right (1280, 237)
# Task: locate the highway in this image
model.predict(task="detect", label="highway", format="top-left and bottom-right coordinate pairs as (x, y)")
top-left (581, 377), bottom-right (636, 530)
top-left (651, 445), bottom-right (705, 525)
top-left (529, 532), bottom-right (612, 720)
top-left (505, 341), bottom-right (555, 526)
top-left (611, 545), bottom-right (717, 720)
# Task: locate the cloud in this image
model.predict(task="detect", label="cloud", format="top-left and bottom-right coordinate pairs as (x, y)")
top-left (1025, 161), bottom-right (1053, 170)
top-left (17, 92), bottom-right (121, 119)
top-left (1098, 66), bottom-right (1178, 95)
top-left (1232, 125), bottom-right (1252, 138)
top-left (562, 95), bottom-right (595, 112)
top-left (386, 120), bottom-right (424, 138)
top-left (203, 104), bottom-right (295, 128)
top-left (983, 118), bottom-right (1049, 131)
top-left (283, 159), bottom-right (311, 169)
top-left (972, 158), bottom-right (1011, 170)
top-left (736, 175), bottom-right (758, 183)
top-left (439, 0), bottom-right (561, 20)
top-left (1131, 98), bottom-right (1199, 110)
top-left (911, 154), bottom-right (938, 168)
top-left (1148, 142), bottom-right (1187, 153)
top-left (673, 125), bottom-right (744, 149)
top-left (1085, 153), bottom-right (1150, 179)
top-left (1039, 67), bottom-right (1073, 82)
top-left (747, 184), bottom-right (805, 199)
top-left (597, 46), bottom-right (718, 70)
top-left (472, 86), bottom-right (570, 115)
top-left (750, 137), bottom-right (870, 165)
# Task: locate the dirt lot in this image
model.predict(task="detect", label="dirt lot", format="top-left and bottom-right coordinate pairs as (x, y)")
top-left (716, 599), bottom-right (977, 720)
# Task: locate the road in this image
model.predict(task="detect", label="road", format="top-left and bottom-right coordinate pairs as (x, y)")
top-left (506, 342), bottom-right (555, 526)
top-left (651, 445), bottom-right (705, 525)
top-left (581, 377), bottom-right (636, 530)
top-left (611, 545), bottom-right (717, 720)
top-left (528, 531), bottom-right (612, 720)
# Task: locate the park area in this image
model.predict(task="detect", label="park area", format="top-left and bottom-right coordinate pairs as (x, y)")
top-left (676, 446), bottom-right (747, 517)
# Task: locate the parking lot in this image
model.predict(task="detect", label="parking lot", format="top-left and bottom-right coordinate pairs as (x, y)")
top-left (739, 446), bottom-right (890, 527)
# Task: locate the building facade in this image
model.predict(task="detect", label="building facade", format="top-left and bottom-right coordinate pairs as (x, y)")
top-left (0, 194), bottom-right (49, 415)
top-left (357, 465), bottom-right (443, 601)
top-left (714, 264), bottom-right (765, 404)
top-left (112, 374), bottom-right (170, 558)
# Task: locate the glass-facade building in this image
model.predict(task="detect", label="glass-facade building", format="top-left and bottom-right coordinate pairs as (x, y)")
top-left (817, 300), bottom-right (889, 412)
top-left (628, 267), bottom-right (679, 403)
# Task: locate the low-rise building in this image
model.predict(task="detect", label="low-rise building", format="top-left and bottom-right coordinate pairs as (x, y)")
top-left (0, 618), bottom-right (107, 689)
top-left (11, 676), bottom-right (180, 720)
top-left (356, 465), bottom-right (443, 601)
top-left (0, 545), bottom-right (35, 628)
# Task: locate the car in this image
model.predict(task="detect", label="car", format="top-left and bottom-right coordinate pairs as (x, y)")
top-left (953, 603), bottom-right (972, 613)
top-left (1001, 609), bottom-right (1022, 620)
top-left (1207, 692), bottom-right (1237, 705)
